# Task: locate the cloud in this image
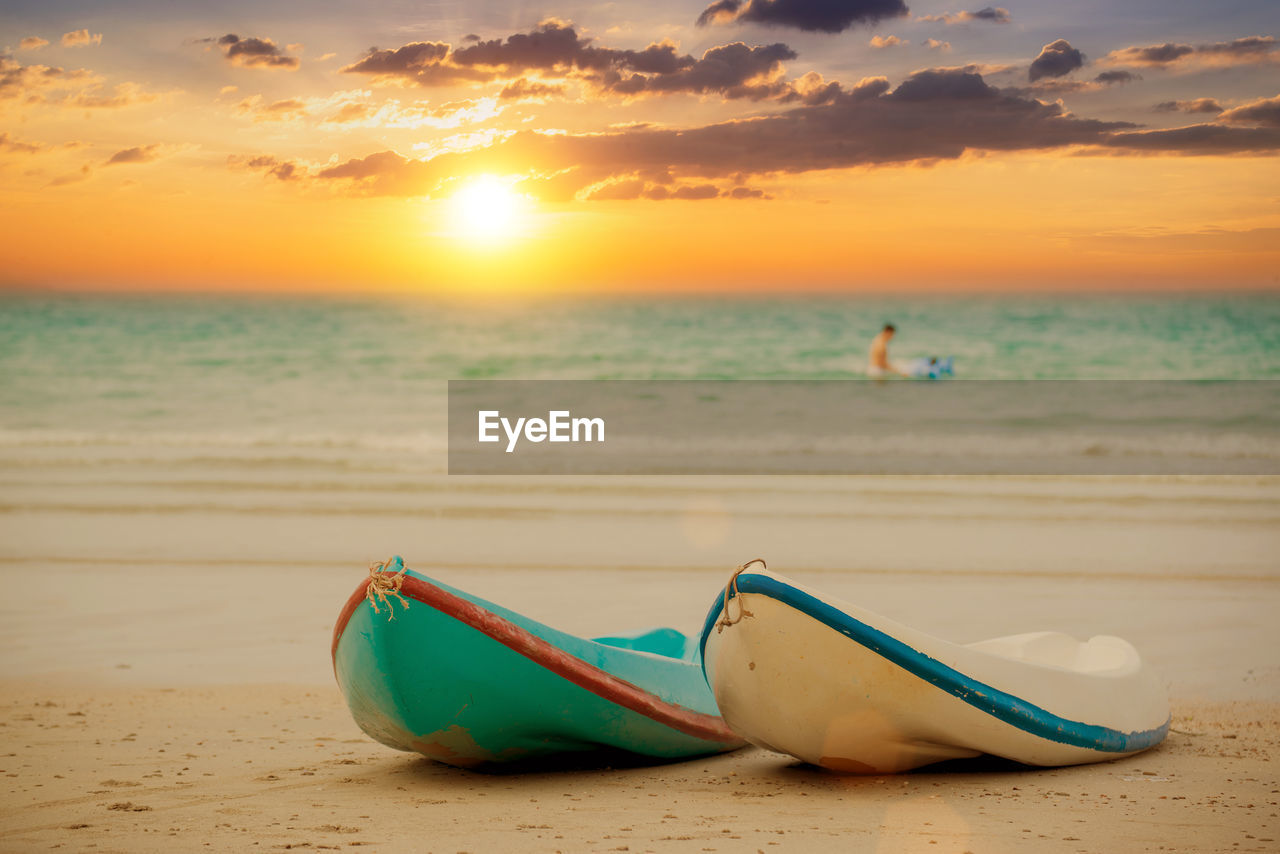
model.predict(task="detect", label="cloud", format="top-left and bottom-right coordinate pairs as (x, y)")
top-left (328, 96), bottom-right (503, 129)
top-left (64, 81), bottom-right (161, 109)
top-left (1105, 36), bottom-right (1277, 68)
top-left (917, 7), bottom-right (1011, 25)
top-left (19, 36), bottom-right (48, 50)
top-left (61, 30), bottom-right (102, 48)
top-left (105, 144), bottom-right (167, 165)
top-left (1029, 39), bottom-right (1085, 81)
top-left (244, 65), bottom-right (1280, 203)
top-left (870, 35), bottom-right (905, 49)
top-left (499, 79), bottom-right (568, 101)
top-left (0, 55), bottom-right (99, 104)
top-left (1093, 70), bottom-right (1139, 85)
top-left (1153, 98), bottom-right (1222, 114)
top-left (205, 34), bottom-right (300, 70)
top-left (602, 42), bottom-right (798, 100)
top-left (695, 0), bottom-right (909, 34)
top-left (1217, 95), bottom-right (1280, 128)
top-left (925, 39), bottom-right (951, 52)
top-left (1024, 70), bottom-right (1139, 96)
top-left (228, 154), bottom-right (303, 181)
top-left (1101, 123), bottom-right (1280, 154)
top-left (0, 131), bottom-right (44, 154)
top-left (48, 164), bottom-right (92, 187)
top-left (103, 144), bottom-right (189, 170)
top-left (584, 176), bottom-right (739, 200)
top-left (236, 95), bottom-right (309, 121)
top-left (343, 21), bottom-right (806, 102)
top-left (232, 88), bottom-right (505, 129)
top-left (341, 41), bottom-right (460, 84)
top-left (301, 68), bottom-right (1138, 200)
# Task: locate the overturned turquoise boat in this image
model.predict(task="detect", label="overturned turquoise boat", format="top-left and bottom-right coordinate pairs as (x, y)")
top-left (332, 557), bottom-right (744, 768)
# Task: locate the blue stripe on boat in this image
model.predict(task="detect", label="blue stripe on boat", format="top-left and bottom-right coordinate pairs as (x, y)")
top-left (699, 573), bottom-right (1170, 754)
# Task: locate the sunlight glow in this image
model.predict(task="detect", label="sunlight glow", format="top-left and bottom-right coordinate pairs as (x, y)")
top-left (449, 175), bottom-right (526, 242)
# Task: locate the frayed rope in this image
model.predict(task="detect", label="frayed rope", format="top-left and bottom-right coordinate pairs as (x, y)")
top-left (366, 558), bottom-right (409, 620)
top-left (716, 558), bottom-right (766, 633)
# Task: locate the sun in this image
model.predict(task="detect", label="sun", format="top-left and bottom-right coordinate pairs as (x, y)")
top-left (449, 175), bottom-right (526, 242)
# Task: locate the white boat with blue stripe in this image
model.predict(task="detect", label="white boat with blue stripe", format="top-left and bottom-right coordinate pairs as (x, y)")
top-left (700, 562), bottom-right (1170, 773)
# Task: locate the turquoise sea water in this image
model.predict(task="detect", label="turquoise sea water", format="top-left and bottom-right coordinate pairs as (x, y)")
top-left (0, 293), bottom-right (1277, 467)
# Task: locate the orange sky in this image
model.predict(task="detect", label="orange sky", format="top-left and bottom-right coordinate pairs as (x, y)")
top-left (2, 3), bottom-right (1278, 293)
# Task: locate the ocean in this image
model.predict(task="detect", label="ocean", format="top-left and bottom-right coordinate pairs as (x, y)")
top-left (2, 292), bottom-right (1277, 689)
top-left (1, 292), bottom-right (1278, 473)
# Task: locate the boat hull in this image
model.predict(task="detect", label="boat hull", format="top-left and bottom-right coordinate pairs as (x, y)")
top-left (333, 559), bottom-right (743, 768)
top-left (701, 570), bottom-right (1170, 773)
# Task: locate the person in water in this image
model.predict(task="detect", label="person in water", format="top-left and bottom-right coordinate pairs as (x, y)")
top-left (867, 323), bottom-right (906, 378)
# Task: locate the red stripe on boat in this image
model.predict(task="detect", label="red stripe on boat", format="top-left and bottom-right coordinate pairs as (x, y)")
top-left (331, 575), bottom-right (741, 745)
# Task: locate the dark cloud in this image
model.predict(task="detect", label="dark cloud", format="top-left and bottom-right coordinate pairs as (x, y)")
top-left (450, 23), bottom-right (691, 75)
top-left (1105, 36), bottom-right (1276, 67)
top-left (1022, 70), bottom-right (1139, 96)
top-left (1102, 123), bottom-right (1280, 154)
top-left (603, 42), bottom-right (797, 99)
top-left (246, 66), bottom-right (1279, 203)
top-left (105, 144), bottom-right (163, 165)
top-left (498, 79), bottom-right (567, 101)
top-left (966, 6), bottom-right (1010, 23)
top-left (1093, 70), bottom-right (1139, 85)
top-left (1153, 98), bottom-right (1222, 114)
top-left (695, 0), bottom-right (909, 34)
top-left (1107, 43), bottom-right (1193, 66)
top-left (308, 68), bottom-right (1134, 200)
top-left (342, 22), bottom-right (694, 88)
top-left (207, 34), bottom-right (299, 70)
top-left (229, 153), bottom-right (302, 181)
top-left (1198, 36), bottom-right (1276, 60)
top-left (1217, 95), bottom-right (1280, 128)
top-left (343, 21), bottom-right (805, 102)
top-left (917, 7), bottom-right (1011, 25)
top-left (1029, 39), bottom-right (1085, 82)
top-left (668, 183), bottom-right (721, 200)
top-left (345, 41), bottom-right (449, 75)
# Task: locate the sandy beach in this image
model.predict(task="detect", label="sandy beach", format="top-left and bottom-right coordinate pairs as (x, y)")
top-left (1, 463), bottom-right (1277, 852)
top-left (4, 0), bottom-right (1279, 839)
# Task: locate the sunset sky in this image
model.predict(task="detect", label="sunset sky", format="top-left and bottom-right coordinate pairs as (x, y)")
top-left (2, 0), bottom-right (1277, 293)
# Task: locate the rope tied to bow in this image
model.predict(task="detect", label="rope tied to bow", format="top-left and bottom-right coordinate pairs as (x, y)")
top-left (366, 557), bottom-right (409, 620)
top-left (716, 558), bottom-right (766, 633)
